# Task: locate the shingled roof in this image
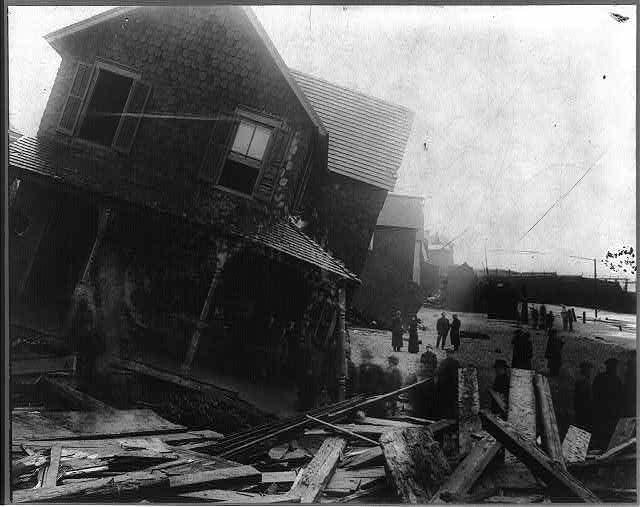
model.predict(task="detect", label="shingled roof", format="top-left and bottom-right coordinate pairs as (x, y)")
top-left (291, 69), bottom-right (414, 191)
top-left (9, 136), bottom-right (358, 283)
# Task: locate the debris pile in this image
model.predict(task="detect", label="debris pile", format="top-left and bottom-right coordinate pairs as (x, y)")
top-left (10, 365), bottom-right (636, 503)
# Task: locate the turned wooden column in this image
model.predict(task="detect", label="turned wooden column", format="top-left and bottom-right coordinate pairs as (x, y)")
top-left (64, 207), bottom-right (114, 334)
top-left (336, 285), bottom-right (347, 401)
top-left (181, 247), bottom-right (229, 373)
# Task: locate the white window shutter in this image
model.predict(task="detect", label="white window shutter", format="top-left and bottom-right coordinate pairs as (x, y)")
top-left (112, 80), bottom-right (151, 154)
top-left (199, 112), bottom-right (238, 183)
top-left (58, 62), bottom-right (92, 134)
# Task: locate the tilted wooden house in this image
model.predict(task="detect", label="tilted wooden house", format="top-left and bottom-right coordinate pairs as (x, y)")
top-left (8, 6), bottom-right (412, 414)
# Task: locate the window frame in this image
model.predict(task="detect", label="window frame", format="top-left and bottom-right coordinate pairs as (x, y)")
top-left (214, 109), bottom-right (282, 198)
top-left (73, 60), bottom-right (142, 151)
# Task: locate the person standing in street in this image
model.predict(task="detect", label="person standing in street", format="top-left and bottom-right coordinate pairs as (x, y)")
top-left (592, 358), bottom-right (623, 449)
top-left (491, 359), bottom-right (510, 414)
top-left (561, 305), bottom-right (569, 331)
top-left (450, 314), bottom-right (461, 351)
top-left (436, 348), bottom-right (459, 418)
top-left (436, 312), bottom-right (450, 350)
top-left (408, 314), bottom-right (420, 353)
top-left (385, 355), bottom-right (403, 416)
top-left (391, 310), bottom-right (404, 352)
top-left (531, 306), bottom-right (539, 329)
top-left (511, 327), bottom-right (533, 370)
top-left (544, 328), bottom-right (564, 376)
top-left (539, 305), bottom-right (547, 330)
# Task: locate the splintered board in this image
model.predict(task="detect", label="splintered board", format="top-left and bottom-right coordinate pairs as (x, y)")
top-left (458, 367), bottom-right (481, 455)
top-left (506, 369), bottom-right (535, 464)
top-left (12, 409), bottom-right (185, 441)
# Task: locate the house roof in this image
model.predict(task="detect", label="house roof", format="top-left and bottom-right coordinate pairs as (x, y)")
top-left (376, 192), bottom-right (424, 233)
top-left (43, 6), bottom-right (325, 138)
top-left (290, 70), bottom-right (414, 191)
top-left (9, 136), bottom-right (358, 283)
top-left (9, 128), bottom-right (23, 144)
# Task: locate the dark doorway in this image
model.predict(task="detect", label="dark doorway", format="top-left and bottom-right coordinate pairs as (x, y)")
top-left (18, 191), bottom-right (99, 334)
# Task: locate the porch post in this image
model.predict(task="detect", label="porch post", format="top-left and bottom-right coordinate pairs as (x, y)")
top-left (181, 248), bottom-right (229, 374)
top-left (336, 285), bottom-right (347, 401)
top-left (64, 207), bottom-right (114, 333)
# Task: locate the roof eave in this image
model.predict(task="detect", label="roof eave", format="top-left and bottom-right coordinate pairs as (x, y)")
top-left (240, 6), bottom-right (327, 138)
top-left (44, 6), bottom-right (138, 53)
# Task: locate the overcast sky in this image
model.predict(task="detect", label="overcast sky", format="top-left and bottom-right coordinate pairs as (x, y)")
top-left (8, 5), bottom-right (636, 277)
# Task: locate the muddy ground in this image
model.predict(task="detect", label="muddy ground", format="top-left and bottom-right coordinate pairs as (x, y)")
top-left (349, 306), bottom-right (636, 438)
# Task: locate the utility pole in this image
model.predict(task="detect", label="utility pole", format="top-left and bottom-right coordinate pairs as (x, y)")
top-left (593, 258), bottom-right (597, 319)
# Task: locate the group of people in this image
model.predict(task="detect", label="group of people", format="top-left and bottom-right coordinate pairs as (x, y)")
top-left (530, 304), bottom-right (576, 332)
top-left (509, 325), bottom-right (565, 376)
top-left (391, 310), bottom-right (461, 354)
top-left (350, 349), bottom-right (406, 416)
top-left (436, 312), bottom-right (461, 351)
top-left (574, 356), bottom-right (636, 448)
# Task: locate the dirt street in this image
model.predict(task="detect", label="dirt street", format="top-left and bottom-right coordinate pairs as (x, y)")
top-left (349, 306), bottom-right (635, 437)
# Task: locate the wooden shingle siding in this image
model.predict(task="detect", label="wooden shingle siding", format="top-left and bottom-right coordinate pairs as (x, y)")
top-left (291, 69), bottom-right (414, 191)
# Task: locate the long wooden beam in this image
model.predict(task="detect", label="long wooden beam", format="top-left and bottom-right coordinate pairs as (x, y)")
top-left (533, 374), bottom-right (566, 470)
top-left (430, 436), bottom-right (502, 503)
top-left (288, 437), bottom-right (346, 503)
top-left (479, 410), bottom-right (599, 503)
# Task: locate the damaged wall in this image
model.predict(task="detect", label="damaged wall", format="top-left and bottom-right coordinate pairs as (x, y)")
top-left (38, 5), bottom-right (316, 223)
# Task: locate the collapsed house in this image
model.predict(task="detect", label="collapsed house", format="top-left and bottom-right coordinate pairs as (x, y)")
top-left (8, 5), bottom-right (412, 415)
top-left (352, 193), bottom-right (425, 327)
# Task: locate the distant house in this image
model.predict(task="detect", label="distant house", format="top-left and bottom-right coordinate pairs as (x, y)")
top-left (352, 193), bottom-right (425, 326)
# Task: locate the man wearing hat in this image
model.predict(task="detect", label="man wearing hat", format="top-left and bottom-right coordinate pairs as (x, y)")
top-left (435, 348), bottom-right (459, 418)
top-left (406, 348), bottom-right (437, 418)
top-left (491, 359), bottom-right (510, 405)
top-left (574, 361), bottom-right (593, 431)
top-left (436, 312), bottom-right (450, 350)
top-left (450, 314), bottom-right (461, 351)
top-left (592, 358), bottom-right (623, 448)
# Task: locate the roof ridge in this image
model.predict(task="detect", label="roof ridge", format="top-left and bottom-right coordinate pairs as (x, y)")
top-left (290, 68), bottom-right (414, 118)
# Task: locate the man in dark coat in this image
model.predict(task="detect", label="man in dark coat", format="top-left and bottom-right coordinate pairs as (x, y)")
top-left (385, 355), bottom-right (403, 416)
top-left (436, 312), bottom-right (450, 350)
top-left (544, 328), bottom-right (564, 376)
top-left (71, 298), bottom-right (104, 392)
top-left (531, 306), bottom-right (539, 329)
top-left (408, 315), bottom-right (420, 353)
top-left (407, 348), bottom-right (437, 418)
top-left (539, 305), bottom-right (547, 330)
top-left (574, 361), bottom-right (593, 431)
top-left (358, 349), bottom-right (387, 416)
top-left (491, 359), bottom-right (510, 414)
top-left (435, 349), bottom-right (459, 418)
top-left (391, 310), bottom-right (403, 352)
top-left (450, 314), bottom-right (461, 351)
top-left (592, 358), bottom-right (623, 449)
top-left (511, 328), bottom-right (533, 370)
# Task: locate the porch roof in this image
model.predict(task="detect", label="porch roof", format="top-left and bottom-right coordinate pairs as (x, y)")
top-left (9, 135), bottom-right (359, 283)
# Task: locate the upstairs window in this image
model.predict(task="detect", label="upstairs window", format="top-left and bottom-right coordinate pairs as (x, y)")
top-left (58, 60), bottom-right (151, 154)
top-left (218, 119), bottom-right (273, 195)
top-left (200, 109), bottom-right (291, 203)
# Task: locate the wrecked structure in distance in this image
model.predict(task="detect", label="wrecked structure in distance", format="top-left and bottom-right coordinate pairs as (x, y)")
top-left (8, 5), bottom-right (413, 413)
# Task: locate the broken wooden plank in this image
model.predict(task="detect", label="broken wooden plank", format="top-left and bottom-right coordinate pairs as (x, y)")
top-left (430, 435), bottom-right (502, 503)
top-left (533, 374), bottom-right (566, 470)
top-left (325, 468), bottom-right (387, 495)
top-left (334, 481), bottom-right (388, 502)
top-left (42, 443), bottom-right (62, 488)
top-left (607, 418), bottom-right (637, 451)
top-left (40, 375), bottom-right (116, 412)
top-left (262, 471), bottom-right (298, 484)
top-left (562, 425), bottom-right (591, 464)
top-left (12, 470), bottom-right (169, 503)
top-left (114, 358), bottom-right (239, 402)
top-left (458, 367), bottom-right (481, 455)
top-left (355, 416), bottom-right (421, 428)
top-left (392, 415), bottom-right (436, 425)
top-left (488, 388), bottom-right (507, 418)
top-left (168, 465), bottom-right (261, 491)
top-left (305, 415), bottom-right (379, 445)
top-left (484, 494), bottom-right (545, 503)
top-left (425, 419), bottom-right (456, 435)
top-left (12, 355), bottom-right (76, 376)
top-left (506, 369), bottom-right (536, 463)
top-left (12, 409), bottom-right (186, 441)
top-left (179, 489), bottom-right (301, 503)
top-left (479, 410), bottom-right (599, 502)
top-left (288, 437), bottom-right (346, 503)
top-left (342, 446), bottom-right (383, 469)
top-left (596, 437), bottom-right (636, 461)
top-left (380, 427), bottom-right (450, 503)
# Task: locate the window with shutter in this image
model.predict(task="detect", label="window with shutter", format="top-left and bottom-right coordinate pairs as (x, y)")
top-left (62, 60), bottom-right (150, 153)
top-left (211, 110), bottom-right (288, 199)
top-left (58, 62), bottom-right (92, 134)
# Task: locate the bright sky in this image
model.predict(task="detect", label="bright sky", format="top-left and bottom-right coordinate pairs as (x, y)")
top-left (8, 5), bottom-right (636, 277)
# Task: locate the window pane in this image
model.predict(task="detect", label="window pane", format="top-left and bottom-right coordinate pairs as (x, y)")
top-left (218, 158), bottom-right (260, 195)
top-left (231, 121), bottom-right (254, 156)
top-left (77, 69), bottom-right (133, 146)
top-left (247, 125), bottom-right (272, 160)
